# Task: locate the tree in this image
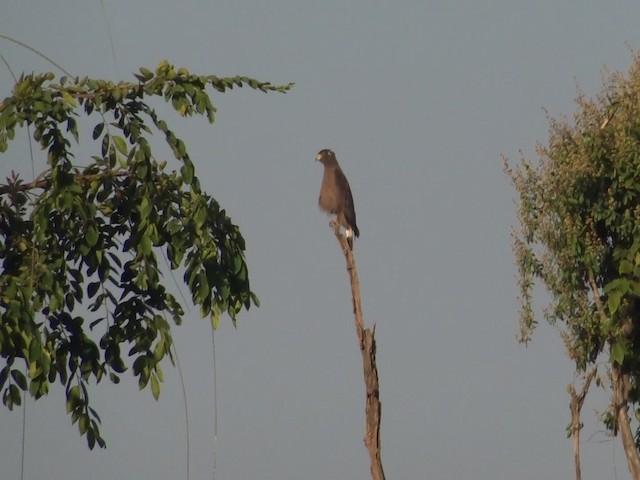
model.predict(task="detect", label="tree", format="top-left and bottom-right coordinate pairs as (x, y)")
top-left (0, 61), bottom-right (293, 449)
top-left (505, 53), bottom-right (640, 479)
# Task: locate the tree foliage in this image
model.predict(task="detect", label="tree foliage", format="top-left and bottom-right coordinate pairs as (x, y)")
top-left (0, 61), bottom-right (293, 449)
top-left (505, 54), bottom-right (640, 476)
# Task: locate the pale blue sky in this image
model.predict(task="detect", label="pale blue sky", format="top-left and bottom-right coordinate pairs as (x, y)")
top-left (1, 1), bottom-right (639, 479)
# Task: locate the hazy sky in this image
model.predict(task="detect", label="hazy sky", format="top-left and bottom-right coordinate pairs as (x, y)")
top-left (2, 1), bottom-right (640, 479)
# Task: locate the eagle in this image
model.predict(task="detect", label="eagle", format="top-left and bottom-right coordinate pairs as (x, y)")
top-left (316, 149), bottom-right (360, 249)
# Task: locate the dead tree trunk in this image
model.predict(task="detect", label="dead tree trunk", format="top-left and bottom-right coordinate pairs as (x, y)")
top-left (331, 221), bottom-right (385, 480)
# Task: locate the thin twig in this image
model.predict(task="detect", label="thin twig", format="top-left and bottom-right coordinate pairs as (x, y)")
top-left (0, 34), bottom-right (73, 77)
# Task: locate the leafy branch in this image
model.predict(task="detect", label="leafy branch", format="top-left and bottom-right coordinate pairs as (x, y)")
top-left (0, 61), bottom-right (292, 448)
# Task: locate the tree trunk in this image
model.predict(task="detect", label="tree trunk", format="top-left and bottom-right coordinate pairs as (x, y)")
top-left (612, 365), bottom-right (640, 479)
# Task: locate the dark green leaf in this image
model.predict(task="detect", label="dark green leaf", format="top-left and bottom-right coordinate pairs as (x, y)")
top-left (0, 367), bottom-right (9, 390)
top-left (86, 225), bottom-right (99, 247)
top-left (79, 413), bottom-right (89, 435)
top-left (87, 427), bottom-right (96, 449)
top-left (92, 122), bottom-right (104, 140)
top-left (87, 281), bottom-right (101, 299)
top-left (11, 370), bottom-right (27, 391)
top-left (101, 134), bottom-right (109, 156)
top-left (8, 384), bottom-right (21, 408)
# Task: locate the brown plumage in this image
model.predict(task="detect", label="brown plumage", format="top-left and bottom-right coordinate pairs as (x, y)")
top-left (316, 149), bottom-right (359, 249)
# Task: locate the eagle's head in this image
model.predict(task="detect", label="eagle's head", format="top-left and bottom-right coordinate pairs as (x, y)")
top-left (316, 149), bottom-right (337, 166)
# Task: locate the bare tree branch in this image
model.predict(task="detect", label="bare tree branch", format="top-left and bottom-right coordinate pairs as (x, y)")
top-left (330, 221), bottom-right (385, 480)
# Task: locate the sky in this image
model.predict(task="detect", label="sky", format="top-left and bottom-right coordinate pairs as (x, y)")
top-left (1, 1), bottom-right (640, 479)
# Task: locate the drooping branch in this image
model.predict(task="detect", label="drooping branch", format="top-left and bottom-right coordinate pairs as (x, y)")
top-left (331, 220), bottom-right (385, 480)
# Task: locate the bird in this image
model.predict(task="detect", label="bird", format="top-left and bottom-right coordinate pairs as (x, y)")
top-left (316, 149), bottom-right (359, 249)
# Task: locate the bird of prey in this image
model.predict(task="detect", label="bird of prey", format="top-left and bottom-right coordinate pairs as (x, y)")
top-left (316, 149), bottom-right (359, 249)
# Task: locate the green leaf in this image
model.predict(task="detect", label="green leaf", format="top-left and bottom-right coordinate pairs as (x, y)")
top-left (155, 365), bottom-right (164, 383)
top-left (29, 378), bottom-right (42, 397)
top-left (620, 259), bottom-right (633, 274)
top-left (150, 374), bottom-right (160, 400)
top-left (86, 225), bottom-right (99, 247)
top-left (153, 340), bottom-right (165, 362)
top-left (139, 67), bottom-right (153, 81)
top-left (66, 385), bottom-right (82, 413)
top-left (132, 356), bottom-right (147, 376)
top-left (211, 308), bottom-right (220, 330)
top-left (181, 159), bottom-right (194, 184)
top-left (608, 290), bottom-right (623, 316)
top-left (175, 139), bottom-right (186, 157)
top-left (140, 196), bottom-right (151, 217)
top-left (194, 204), bottom-right (207, 227)
top-left (79, 413), bottom-right (89, 435)
top-left (604, 278), bottom-right (631, 294)
top-left (251, 292), bottom-right (260, 307)
top-left (136, 162), bottom-right (148, 179)
top-left (28, 339), bottom-right (42, 363)
top-left (631, 281), bottom-right (640, 297)
top-left (113, 135), bottom-right (127, 155)
top-left (140, 235), bottom-right (152, 256)
top-left (197, 270), bottom-right (209, 302)
top-left (611, 342), bottom-right (626, 365)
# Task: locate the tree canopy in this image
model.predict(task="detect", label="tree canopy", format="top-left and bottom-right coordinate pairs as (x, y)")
top-left (0, 61), bottom-right (293, 449)
top-left (505, 53), bottom-right (640, 477)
